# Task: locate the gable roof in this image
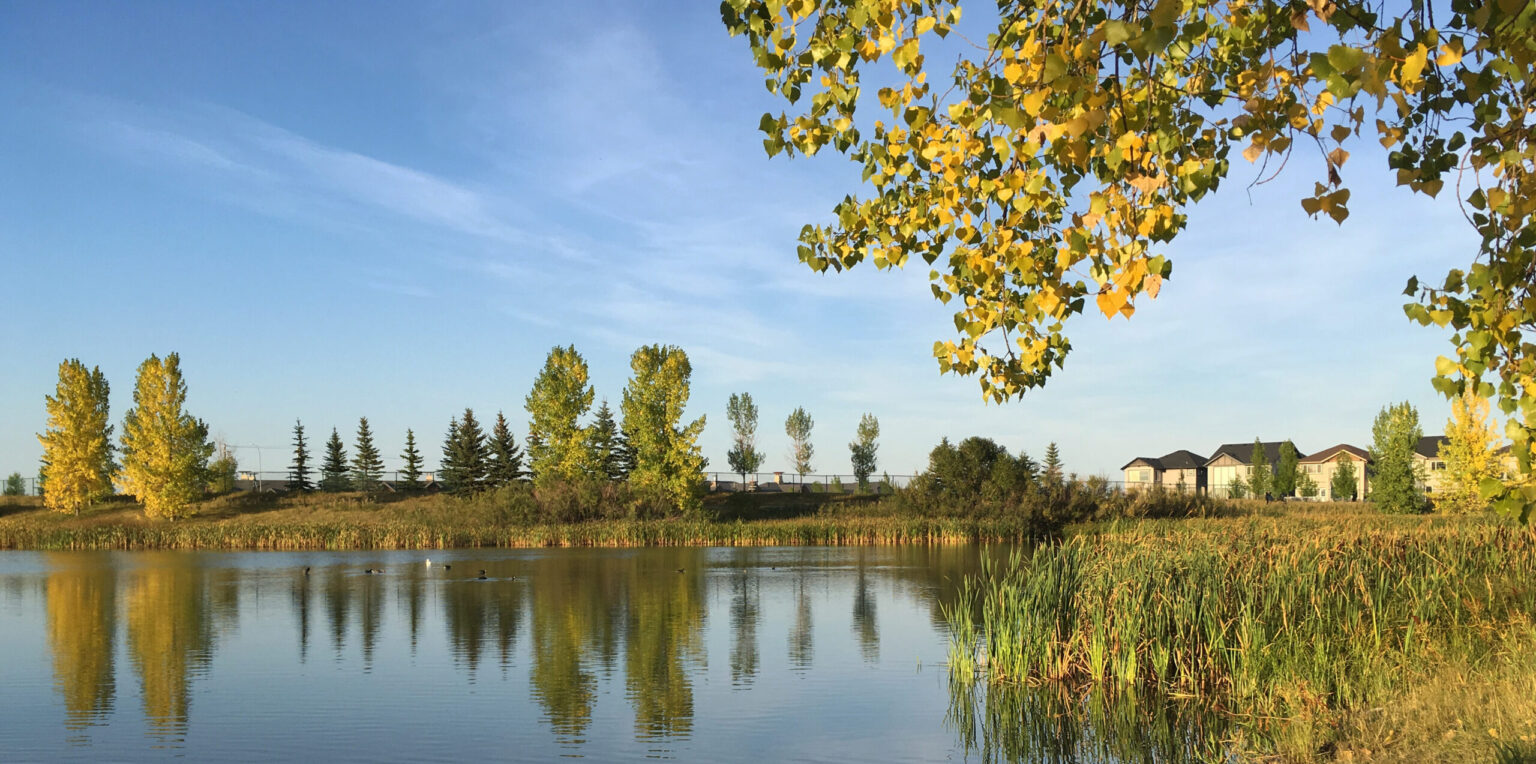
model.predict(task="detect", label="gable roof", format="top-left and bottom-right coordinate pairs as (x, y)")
top-left (1206, 441), bottom-right (1304, 466)
top-left (1299, 443), bottom-right (1371, 464)
top-left (1122, 449), bottom-right (1208, 471)
top-left (1415, 435), bottom-right (1448, 459)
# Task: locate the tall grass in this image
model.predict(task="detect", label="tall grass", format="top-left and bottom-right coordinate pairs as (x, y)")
top-left (944, 514), bottom-right (1536, 755)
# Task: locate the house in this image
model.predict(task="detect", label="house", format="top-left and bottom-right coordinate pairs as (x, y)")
top-left (1205, 441), bottom-right (1304, 498)
top-left (1121, 450), bottom-right (1207, 493)
top-left (1297, 444), bottom-right (1370, 500)
top-left (1414, 435), bottom-right (1450, 494)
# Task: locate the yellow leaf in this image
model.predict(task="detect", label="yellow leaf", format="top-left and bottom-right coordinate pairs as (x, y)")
top-left (1243, 142), bottom-right (1263, 163)
top-left (1437, 44), bottom-right (1462, 67)
top-left (1401, 45), bottom-right (1428, 85)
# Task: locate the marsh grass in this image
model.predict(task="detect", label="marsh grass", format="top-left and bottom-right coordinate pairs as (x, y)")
top-left (944, 509), bottom-right (1536, 759)
top-left (0, 489), bottom-right (1052, 550)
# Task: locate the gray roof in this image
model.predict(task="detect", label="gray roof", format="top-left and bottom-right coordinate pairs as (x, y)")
top-left (1206, 441), bottom-right (1304, 466)
top-left (1416, 435), bottom-right (1448, 459)
top-left (1299, 443), bottom-right (1371, 463)
top-left (1122, 449), bottom-right (1207, 471)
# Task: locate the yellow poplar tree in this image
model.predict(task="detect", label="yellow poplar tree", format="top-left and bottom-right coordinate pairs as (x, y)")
top-left (1436, 390), bottom-right (1502, 514)
top-left (118, 353), bottom-right (214, 520)
top-left (37, 359), bottom-right (115, 515)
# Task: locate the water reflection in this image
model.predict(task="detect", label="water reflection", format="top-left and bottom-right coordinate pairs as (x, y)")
top-left (44, 553), bottom-right (116, 733)
top-left (11, 546), bottom-right (1228, 762)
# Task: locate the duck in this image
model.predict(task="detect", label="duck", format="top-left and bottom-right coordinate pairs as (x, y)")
top-left (675, 568), bottom-right (686, 574)
top-left (442, 564), bottom-right (452, 571)
top-left (425, 558), bottom-right (431, 567)
top-left (366, 568), bottom-right (382, 575)
top-left (303, 566), bottom-right (311, 576)
top-left (477, 569), bottom-right (488, 580)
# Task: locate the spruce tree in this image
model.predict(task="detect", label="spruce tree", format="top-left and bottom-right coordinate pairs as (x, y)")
top-left (351, 417), bottom-right (385, 495)
top-left (319, 428), bottom-right (351, 492)
top-left (1247, 438), bottom-right (1270, 499)
top-left (487, 412), bottom-right (525, 487)
top-left (1043, 442), bottom-right (1063, 484)
top-left (440, 417), bottom-right (463, 492)
top-left (1275, 440), bottom-right (1299, 497)
top-left (400, 429), bottom-right (423, 491)
top-left (455, 408), bottom-right (490, 491)
top-left (613, 426), bottom-right (636, 480)
top-left (289, 419), bottom-right (313, 492)
top-left (588, 401), bottom-right (623, 481)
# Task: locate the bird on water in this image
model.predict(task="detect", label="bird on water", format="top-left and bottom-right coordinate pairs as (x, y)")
top-left (366, 568), bottom-right (382, 574)
top-left (477, 569), bottom-right (488, 580)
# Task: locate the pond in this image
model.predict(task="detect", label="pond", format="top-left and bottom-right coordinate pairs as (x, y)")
top-left (0, 546), bottom-right (1226, 762)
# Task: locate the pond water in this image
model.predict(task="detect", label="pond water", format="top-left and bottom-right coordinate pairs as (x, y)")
top-left (0, 546), bottom-right (1225, 762)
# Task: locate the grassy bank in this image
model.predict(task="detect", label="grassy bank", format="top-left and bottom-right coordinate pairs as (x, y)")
top-left (0, 489), bottom-right (1055, 550)
top-left (945, 507), bottom-right (1536, 760)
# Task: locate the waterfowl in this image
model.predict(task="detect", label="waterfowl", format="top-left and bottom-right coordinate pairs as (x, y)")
top-left (442, 564), bottom-right (451, 571)
top-left (303, 567), bottom-right (311, 576)
top-left (425, 558), bottom-right (431, 567)
top-left (366, 568), bottom-right (382, 574)
top-left (477, 569), bottom-right (488, 580)
top-left (675, 568), bottom-right (686, 573)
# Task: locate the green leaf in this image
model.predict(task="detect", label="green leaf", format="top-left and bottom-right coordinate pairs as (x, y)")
top-left (1479, 477), bottom-right (1505, 500)
top-left (1042, 53), bottom-right (1067, 83)
top-left (1103, 20), bottom-right (1135, 46)
top-left (1327, 45), bottom-right (1366, 73)
top-left (1402, 275), bottom-right (1418, 296)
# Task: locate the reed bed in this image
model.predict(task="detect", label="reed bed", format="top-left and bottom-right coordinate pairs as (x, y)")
top-left (944, 515), bottom-right (1536, 756)
top-left (0, 511), bottom-right (1045, 551)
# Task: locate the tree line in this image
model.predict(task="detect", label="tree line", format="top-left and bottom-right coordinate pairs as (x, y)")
top-left (32, 345), bottom-right (885, 518)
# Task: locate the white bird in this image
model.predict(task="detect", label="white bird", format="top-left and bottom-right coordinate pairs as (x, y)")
top-left (425, 558), bottom-right (432, 567)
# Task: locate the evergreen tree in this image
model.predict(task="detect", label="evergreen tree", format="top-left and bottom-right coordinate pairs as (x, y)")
top-left (1370, 401), bottom-right (1425, 513)
top-left (849, 413), bottom-right (880, 489)
top-left (1332, 457), bottom-right (1360, 501)
top-left (319, 428), bottom-right (351, 492)
top-left (487, 411), bottom-right (525, 487)
top-left (1247, 438), bottom-right (1270, 499)
top-left (726, 392), bottom-right (765, 484)
top-left (400, 429), bottom-right (423, 491)
top-left (1227, 475), bottom-right (1248, 499)
top-left (439, 417), bottom-right (463, 492)
top-left (1274, 440), bottom-right (1299, 497)
top-left (289, 419), bottom-right (313, 492)
top-left (785, 407), bottom-right (815, 478)
top-left (455, 409), bottom-right (490, 491)
top-left (351, 417), bottom-right (385, 495)
top-left (37, 359), bottom-right (115, 515)
top-left (621, 344), bottom-right (708, 514)
top-left (118, 353), bottom-right (213, 519)
top-left (1436, 390), bottom-right (1502, 513)
top-left (1043, 442), bottom-right (1063, 485)
top-left (587, 401), bottom-right (623, 481)
top-left (613, 426), bottom-right (636, 480)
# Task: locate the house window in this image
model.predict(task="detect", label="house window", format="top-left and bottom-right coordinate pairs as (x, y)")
top-left (1139, 469), bottom-right (1151, 482)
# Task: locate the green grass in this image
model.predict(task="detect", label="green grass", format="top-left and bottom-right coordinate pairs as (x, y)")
top-left (944, 506), bottom-right (1536, 760)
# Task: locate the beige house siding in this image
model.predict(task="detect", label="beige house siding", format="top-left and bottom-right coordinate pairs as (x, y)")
top-left (1207, 454), bottom-right (1248, 498)
top-left (1413, 453), bottom-right (1449, 494)
top-left (1160, 468), bottom-right (1200, 492)
top-left (1301, 453), bottom-right (1369, 500)
top-left (1123, 465), bottom-right (1157, 488)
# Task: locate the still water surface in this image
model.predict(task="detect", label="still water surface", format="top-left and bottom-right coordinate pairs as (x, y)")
top-left (0, 546), bottom-right (1222, 762)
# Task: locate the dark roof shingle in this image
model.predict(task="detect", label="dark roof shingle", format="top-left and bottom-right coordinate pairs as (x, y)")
top-left (1206, 441), bottom-right (1304, 466)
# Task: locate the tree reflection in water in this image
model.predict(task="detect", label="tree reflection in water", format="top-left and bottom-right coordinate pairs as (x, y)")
top-left (124, 556), bottom-right (216, 744)
top-left (44, 553), bottom-right (116, 733)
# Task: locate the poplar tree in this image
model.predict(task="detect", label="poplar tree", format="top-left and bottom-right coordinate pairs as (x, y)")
top-left (1332, 458), bottom-right (1360, 501)
top-left (1370, 402), bottom-right (1425, 514)
top-left (785, 407), bottom-right (815, 478)
top-left (488, 412), bottom-right (525, 487)
top-left (118, 353), bottom-right (213, 519)
top-left (1247, 438), bottom-right (1270, 499)
top-left (400, 429), bottom-right (423, 491)
top-left (849, 414), bottom-right (880, 489)
top-left (319, 428), bottom-right (350, 492)
top-left (1437, 390), bottom-right (1502, 514)
top-left (621, 344), bottom-right (707, 513)
top-left (289, 420), bottom-right (312, 492)
top-left (588, 401), bottom-right (623, 481)
top-left (1274, 441), bottom-right (1299, 497)
top-left (525, 345), bottom-right (597, 482)
top-left (726, 392), bottom-right (764, 484)
top-left (351, 417), bottom-right (385, 495)
top-left (37, 359), bottom-right (115, 515)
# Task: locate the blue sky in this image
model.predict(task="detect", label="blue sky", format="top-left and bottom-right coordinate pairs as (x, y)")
top-left (0, 1), bottom-right (1474, 480)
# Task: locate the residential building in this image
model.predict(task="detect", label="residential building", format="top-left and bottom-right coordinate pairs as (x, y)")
top-left (1121, 450), bottom-right (1207, 493)
top-left (1414, 435), bottom-right (1450, 494)
top-left (1205, 441), bottom-right (1304, 498)
top-left (1297, 444), bottom-right (1370, 500)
